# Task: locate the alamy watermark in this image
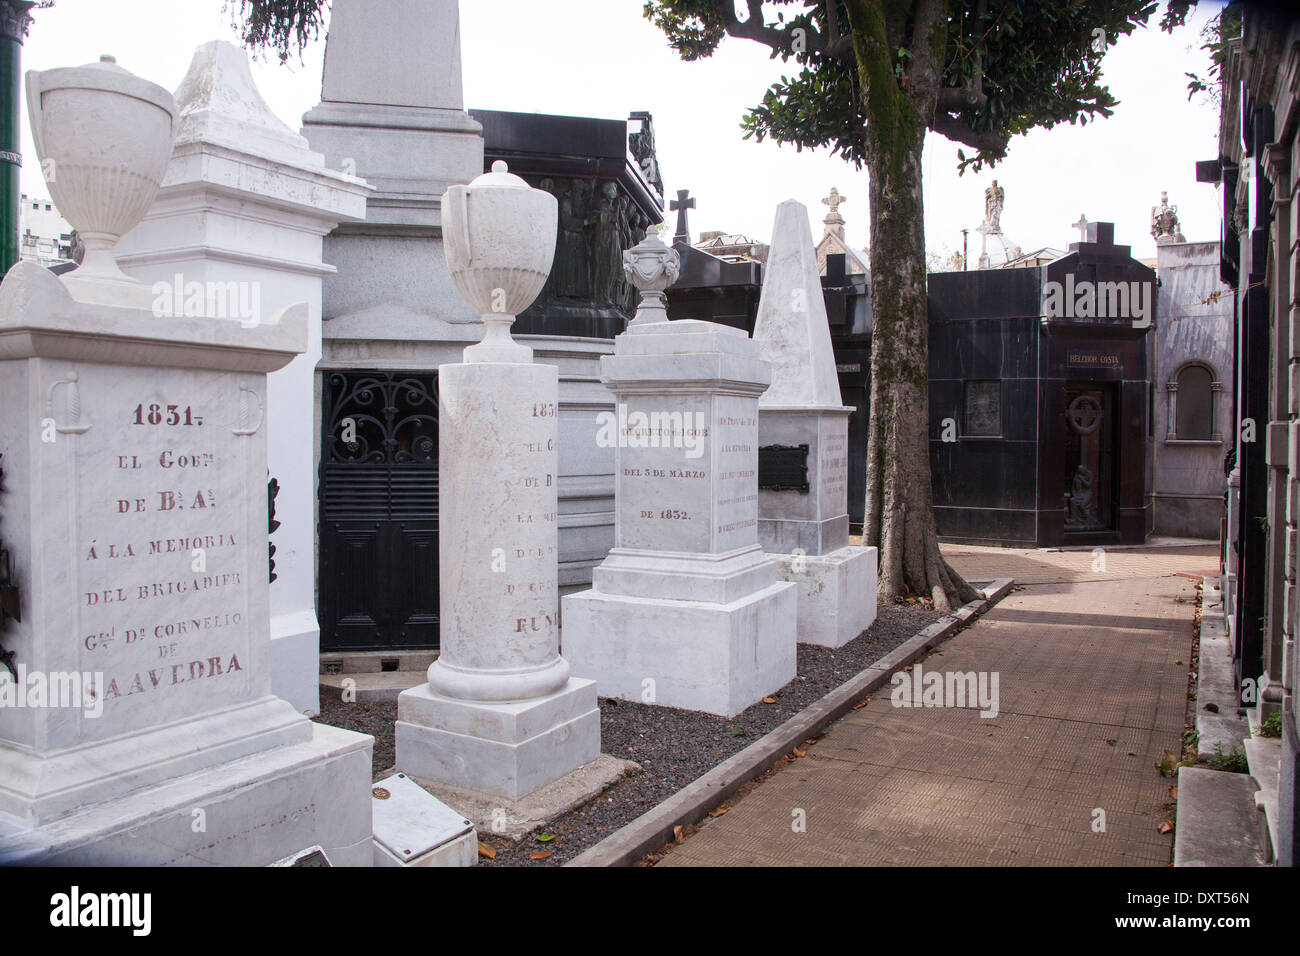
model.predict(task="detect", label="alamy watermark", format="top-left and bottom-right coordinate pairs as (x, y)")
top-left (1041, 275), bottom-right (1152, 328)
top-left (151, 274), bottom-right (263, 328)
top-left (595, 403), bottom-right (708, 459)
top-left (890, 663), bottom-right (1000, 718)
top-left (0, 665), bottom-right (103, 718)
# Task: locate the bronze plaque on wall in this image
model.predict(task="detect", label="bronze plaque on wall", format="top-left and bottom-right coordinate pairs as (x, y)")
top-left (759, 444), bottom-right (810, 493)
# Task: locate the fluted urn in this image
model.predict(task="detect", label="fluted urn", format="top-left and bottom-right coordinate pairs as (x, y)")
top-left (623, 225), bottom-right (680, 327)
top-left (27, 55), bottom-right (177, 302)
top-left (442, 160), bottom-right (558, 362)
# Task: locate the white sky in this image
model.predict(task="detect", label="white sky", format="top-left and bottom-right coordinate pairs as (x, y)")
top-left (20, 0), bottom-right (1225, 264)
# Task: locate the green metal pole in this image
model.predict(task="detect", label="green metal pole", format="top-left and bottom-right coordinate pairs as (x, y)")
top-left (0, 2), bottom-right (33, 278)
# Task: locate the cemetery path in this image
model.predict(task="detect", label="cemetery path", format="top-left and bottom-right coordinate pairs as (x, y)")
top-left (654, 544), bottom-right (1220, 867)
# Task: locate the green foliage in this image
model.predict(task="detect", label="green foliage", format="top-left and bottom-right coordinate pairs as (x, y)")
top-left (1260, 713), bottom-right (1283, 739)
top-left (644, 0), bottom-right (1196, 173)
top-left (1183, 3), bottom-right (1242, 104)
top-left (1206, 742), bottom-right (1249, 773)
top-left (222, 0), bottom-right (329, 63)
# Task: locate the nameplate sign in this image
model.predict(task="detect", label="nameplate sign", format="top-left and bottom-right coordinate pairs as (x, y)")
top-left (758, 444), bottom-right (810, 494)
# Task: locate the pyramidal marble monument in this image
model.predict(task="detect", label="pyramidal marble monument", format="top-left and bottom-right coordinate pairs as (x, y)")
top-left (752, 200), bottom-right (876, 647)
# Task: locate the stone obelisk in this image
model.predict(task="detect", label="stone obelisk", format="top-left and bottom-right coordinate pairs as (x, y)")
top-left (300, 0), bottom-right (484, 330)
top-left (752, 200), bottom-right (876, 647)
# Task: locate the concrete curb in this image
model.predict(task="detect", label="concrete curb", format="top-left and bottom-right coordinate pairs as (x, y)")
top-left (565, 577), bottom-right (1016, 867)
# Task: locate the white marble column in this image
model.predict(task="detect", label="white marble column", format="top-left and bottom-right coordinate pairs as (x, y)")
top-left (395, 163), bottom-right (599, 802)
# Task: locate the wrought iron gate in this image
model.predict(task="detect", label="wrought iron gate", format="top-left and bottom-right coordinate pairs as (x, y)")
top-left (319, 371), bottom-right (439, 650)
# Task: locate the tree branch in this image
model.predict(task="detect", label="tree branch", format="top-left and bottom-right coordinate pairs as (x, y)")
top-left (714, 0), bottom-right (853, 60)
top-left (715, 0), bottom-right (796, 52)
top-left (822, 0), bottom-right (854, 59)
top-left (930, 112), bottom-right (1010, 153)
top-left (936, 85), bottom-right (987, 112)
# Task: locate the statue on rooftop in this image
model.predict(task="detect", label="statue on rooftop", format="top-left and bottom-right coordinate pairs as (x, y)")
top-left (984, 180), bottom-right (1004, 234)
top-left (1151, 191), bottom-right (1185, 244)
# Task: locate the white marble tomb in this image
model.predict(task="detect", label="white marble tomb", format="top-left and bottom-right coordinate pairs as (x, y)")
top-left (752, 200), bottom-right (877, 648)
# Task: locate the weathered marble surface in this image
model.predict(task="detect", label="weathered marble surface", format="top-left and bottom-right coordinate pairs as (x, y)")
top-left (302, 0), bottom-right (483, 327)
top-left (0, 723), bottom-right (372, 866)
top-left (395, 161), bottom-right (600, 801)
top-left (320, 0), bottom-right (466, 111)
top-left (116, 40), bottom-right (370, 715)
top-left (426, 362), bottom-right (568, 701)
top-left (753, 200), bottom-right (843, 408)
top-left (397, 677), bottom-right (599, 802)
top-left (749, 200), bottom-right (877, 645)
top-left (0, 261), bottom-right (373, 864)
top-left (757, 408), bottom-right (851, 554)
top-left (562, 319), bottom-right (797, 717)
top-left (26, 55), bottom-right (176, 305)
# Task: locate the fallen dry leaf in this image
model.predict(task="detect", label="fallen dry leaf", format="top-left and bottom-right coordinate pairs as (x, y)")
top-left (708, 805), bottom-right (730, 818)
top-left (477, 842), bottom-right (496, 860)
top-left (673, 825), bottom-right (685, 843)
top-left (792, 746), bottom-right (806, 758)
top-left (762, 697), bottom-right (776, 704)
top-left (1168, 786), bottom-right (1179, 802)
top-left (1158, 821), bottom-right (1174, 834)
top-left (529, 850), bottom-right (554, 860)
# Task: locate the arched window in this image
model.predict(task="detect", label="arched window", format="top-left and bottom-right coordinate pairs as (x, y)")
top-left (1167, 361), bottom-right (1219, 442)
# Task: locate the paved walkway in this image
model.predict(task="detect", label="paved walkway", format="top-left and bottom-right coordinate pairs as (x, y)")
top-left (657, 545), bottom-right (1219, 867)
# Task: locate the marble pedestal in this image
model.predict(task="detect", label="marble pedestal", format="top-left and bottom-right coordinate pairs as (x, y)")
top-left (396, 678), bottom-right (599, 802)
top-left (758, 407), bottom-right (877, 648)
top-left (772, 546), bottom-right (878, 648)
top-left (395, 359), bottom-right (600, 801)
top-left (562, 320), bottom-right (798, 718)
top-left (0, 263), bottom-right (373, 865)
top-left (563, 565), bottom-right (796, 718)
top-left (0, 723), bottom-right (372, 866)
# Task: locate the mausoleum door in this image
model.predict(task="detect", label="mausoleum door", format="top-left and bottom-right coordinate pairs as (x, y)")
top-left (319, 371), bottom-right (440, 650)
top-left (1062, 384), bottom-right (1116, 533)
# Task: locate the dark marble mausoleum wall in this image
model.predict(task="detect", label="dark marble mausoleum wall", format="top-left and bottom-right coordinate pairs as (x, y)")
top-left (928, 269), bottom-right (1042, 544)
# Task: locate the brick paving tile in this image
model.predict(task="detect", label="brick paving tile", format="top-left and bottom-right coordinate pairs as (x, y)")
top-left (656, 545), bottom-right (1214, 867)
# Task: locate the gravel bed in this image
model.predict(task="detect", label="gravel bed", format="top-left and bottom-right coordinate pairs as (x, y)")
top-left (314, 600), bottom-right (944, 866)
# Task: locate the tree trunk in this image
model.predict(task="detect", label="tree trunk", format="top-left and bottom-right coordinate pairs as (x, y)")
top-left (849, 0), bottom-right (980, 613)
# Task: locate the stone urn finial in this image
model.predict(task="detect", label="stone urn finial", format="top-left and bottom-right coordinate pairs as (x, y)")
top-left (623, 225), bottom-right (680, 328)
top-left (442, 160), bottom-right (558, 363)
top-left (26, 55), bottom-right (177, 304)
top-left (1151, 190), bottom-right (1185, 245)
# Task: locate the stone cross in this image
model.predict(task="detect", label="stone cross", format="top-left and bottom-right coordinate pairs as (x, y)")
top-left (822, 187), bottom-right (845, 217)
top-left (670, 188), bottom-right (694, 244)
top-left (1073, 214), bottom-right (1089, 242)
top-left (822, 187), bottom-right (846, 238)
